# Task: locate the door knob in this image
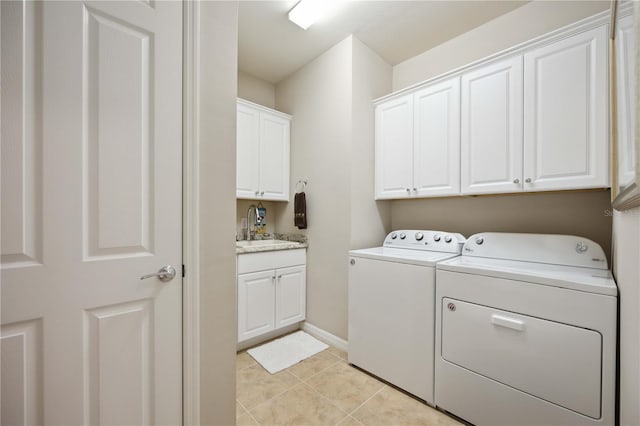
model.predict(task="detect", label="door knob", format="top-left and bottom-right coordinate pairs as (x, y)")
top-left (140, 265), bottom-right (177, 282)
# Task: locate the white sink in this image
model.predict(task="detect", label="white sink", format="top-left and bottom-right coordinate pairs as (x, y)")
top-left (236, 239), bottom-right (294, 248)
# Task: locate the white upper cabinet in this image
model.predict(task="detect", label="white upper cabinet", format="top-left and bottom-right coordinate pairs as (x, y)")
top-left (375, 94), bottom-right (414, 199)
top-left (615, 14), bottom-right (636, 191)
top-left (237, 99), bottom-right (291, 201)
top-left (523, 26), bottom-right (609, 191)
top-left (414, 78), bottom-right (461, 197)
top-left (461, 56), bottom-right (523, 195)
top-left (375, 78), bottom-right (460, 200)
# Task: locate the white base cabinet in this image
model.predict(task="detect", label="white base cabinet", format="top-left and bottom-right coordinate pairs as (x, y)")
top-left (237, 249), bottom-right (306, 342)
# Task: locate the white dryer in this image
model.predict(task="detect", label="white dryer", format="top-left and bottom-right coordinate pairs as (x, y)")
top-left (348, 230), bottom-right (465, 404)
top-left (435, 233), bottom-right (617, 426)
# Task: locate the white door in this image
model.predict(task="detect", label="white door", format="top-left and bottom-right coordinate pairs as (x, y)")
top-left (461, 56), bottom-right (523, 194)
top-left (616, 14), bottom-right (637, 190)
top-left (238, 271), bottom-right (276, 341)
top-left (1, 2), bottom-right (182, 425)
top-left (375, 94), bottom-right (414, 199)
top-left (237, 102), bottom-right (261, 199)
top-left (275, 265), bottom-right (306, 328)
top-left (413, 77), bottom-right (461, 197)
top-left (259, 112), bottom-right (290, 201)
top-left (523, 25), bottom-right (608, 191)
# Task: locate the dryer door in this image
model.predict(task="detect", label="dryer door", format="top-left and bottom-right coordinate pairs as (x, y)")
top-left (441, 298), bottom-right (602, 419)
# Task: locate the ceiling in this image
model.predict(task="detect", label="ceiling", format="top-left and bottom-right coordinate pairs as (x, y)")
top-left (238, 0), bottom-right (529, 84)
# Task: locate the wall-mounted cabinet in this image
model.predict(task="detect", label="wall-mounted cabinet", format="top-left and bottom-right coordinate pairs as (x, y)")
top-left (375, 18), bottom-right (610, 200)
top-left (375, 77), bottom-right (461, 200)
top-left (237, 98), bottom-right (291, 201)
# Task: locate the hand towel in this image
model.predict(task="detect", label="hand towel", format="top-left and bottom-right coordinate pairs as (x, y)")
top-left (294, 192), bottom-right (307, 229)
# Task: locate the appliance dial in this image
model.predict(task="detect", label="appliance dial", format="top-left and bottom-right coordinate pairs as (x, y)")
top-left (399, 233), bottom-right (406, 240)
top-left (415, 232), bottom-right (424, 241)
top-left (444, 235), bottom-right (453, 243)
top-left (434, 234), bottom-right (441, 242)
top-left (475, 237), bottom-right (484, 245)
top-left (391, 232), bottom-right (397, 239)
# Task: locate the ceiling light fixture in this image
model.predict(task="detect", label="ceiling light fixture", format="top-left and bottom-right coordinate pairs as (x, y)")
top-left (288, 0), bottom-right (339, 30)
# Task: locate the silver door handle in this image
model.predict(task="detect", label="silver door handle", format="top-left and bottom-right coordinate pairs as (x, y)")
top-left (140, 265), bottom-right (177, 282)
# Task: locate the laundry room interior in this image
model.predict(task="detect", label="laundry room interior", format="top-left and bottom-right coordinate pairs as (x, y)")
top-left (232, 0), bottom-right (639, 425)
top-left (2, 0), bottom-right (639, 425)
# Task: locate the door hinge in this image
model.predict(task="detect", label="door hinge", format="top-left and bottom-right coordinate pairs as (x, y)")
top-left (182, 264), bottom-right (185, 278)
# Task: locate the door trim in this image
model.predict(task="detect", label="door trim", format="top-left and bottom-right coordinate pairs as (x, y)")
top-left (183, 1), bottom-right (200, 424)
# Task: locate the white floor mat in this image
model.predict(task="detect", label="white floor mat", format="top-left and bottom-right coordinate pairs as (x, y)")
top-left (247, 331), bottom-right (329, 374)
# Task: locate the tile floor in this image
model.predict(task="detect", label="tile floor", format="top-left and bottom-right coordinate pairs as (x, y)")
top-left (236, 343), bottom-right (463, 426)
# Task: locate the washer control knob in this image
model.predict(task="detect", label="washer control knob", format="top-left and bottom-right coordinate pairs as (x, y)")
top-left (434, 234), bottom-right (441, 242)
top-left (475, 237), bottom-right (484, 245)
top-left (390, 232), bottom-right (397, 240)
top-left (576, 242), bottom-right (588, 253)
top-left (415, 232), bottom-right (424, 241)
top-left (399, 233), bottom-right (406, 240)
top-left (444, 235), bottom-right (453, 243)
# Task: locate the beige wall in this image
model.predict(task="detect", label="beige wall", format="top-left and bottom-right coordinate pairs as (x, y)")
top-left (392, 190), bottom-right (613, 260)
top-left (614, 4), bottom-right (640, 424)
top-left (614, 209), bottom-right (640, 426)
top-left (274, 36), bottom-right (391, 340)
top-left (351, 38), bottom-right (393, 249)
top-left (393, 0), bottom-right (610, 91)
top-left (238, 70), bottom-right (276, 109)
top-left (197, 2), bottom-right (238, 425)
top-left (275, 37), bottom-right (353, 339)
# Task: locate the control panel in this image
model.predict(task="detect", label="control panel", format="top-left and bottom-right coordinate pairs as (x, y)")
top-left (383, 230), bottom-right (466, 253)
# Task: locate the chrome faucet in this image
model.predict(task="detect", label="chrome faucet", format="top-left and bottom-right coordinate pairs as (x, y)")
top-left (246, 204), bottom-right (259, 240)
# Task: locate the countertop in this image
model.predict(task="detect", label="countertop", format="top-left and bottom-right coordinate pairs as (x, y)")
top-left (236, 233), bottom-right (308, 254)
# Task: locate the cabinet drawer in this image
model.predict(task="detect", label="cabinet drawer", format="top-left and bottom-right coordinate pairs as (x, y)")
top-left (238, 249), bottom-right (306, 274)
top-left (441, 298), bottom-right (602, 419)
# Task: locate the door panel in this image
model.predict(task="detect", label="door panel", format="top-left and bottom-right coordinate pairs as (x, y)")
top-left (375, 94), bottom-right (414, 199)
top-left (413, 77), bottom-right (461, 197)
top-left (238, 270), bottom-right (276, 341)
top-left (260, 112), bottom-right (290, 201)
top-left (0, 1), bottom-right (182, 424)
top-left (461, 56), bottom-right (523, 194)
top-left (616, 14), bottom-right (636, 190)
top-left (523, 26), bottom-right (608, 190)
top-left (275, 266), bottom-right (306, 328)
top-left (237, 103), bottom-right (261, 198)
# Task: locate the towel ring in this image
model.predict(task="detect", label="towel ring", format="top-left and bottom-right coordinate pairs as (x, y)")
top-left (296, 179), bottom-right (308, 192)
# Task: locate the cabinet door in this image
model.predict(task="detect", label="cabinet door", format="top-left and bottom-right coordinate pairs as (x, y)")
top-left (237, 103), bottom-right (261, 199)
top-left (260, 112), bottom-right (290, 201)
top-left (238, 270), bottom-right (276, 342)
top-left (375, 94), bottom-right (414, 199)
top-left (275, 265), bottom-right (306, 328)
top-left (413, 77), bottom-right (461, 197)
top-left (524, 25), bottom-right (608, 191)
top-left (461, 56), bottom-right (523, 194)
top-left (616, 14), bottom-right (636, 191)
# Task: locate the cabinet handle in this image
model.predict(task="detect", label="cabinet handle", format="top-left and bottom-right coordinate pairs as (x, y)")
top-left (513, 178), bottom-right (520, 184)
top-left (277, 275), bottom-right (282, 280)
top-left (412, 187), bottom-right (417, 192)
top-left (272, 276), bottom-right (276, 284)
top-left (260, 191), bottom-right (265, 196)
top-left (405, 188), bottom-right (410, 193)
top-left (525, 178), bottom-right (532, 183)
top-left (255, 191), bottom-right (259, 196)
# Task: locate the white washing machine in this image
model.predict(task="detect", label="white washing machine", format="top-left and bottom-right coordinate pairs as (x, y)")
top-left (348, 230), bottom-right (466, 404)
top-left (435, 232), bottom-right (617, 426)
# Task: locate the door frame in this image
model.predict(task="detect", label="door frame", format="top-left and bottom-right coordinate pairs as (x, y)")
top-left (183, 1), bottom-right (201, 424)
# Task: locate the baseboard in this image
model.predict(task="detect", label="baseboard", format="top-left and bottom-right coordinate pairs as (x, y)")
top-left (301, 322), bottom-right (348, 352)
top-left (236, 323), bottom-right (301, 352)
